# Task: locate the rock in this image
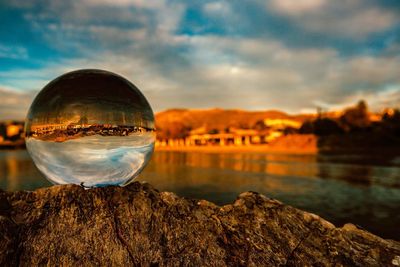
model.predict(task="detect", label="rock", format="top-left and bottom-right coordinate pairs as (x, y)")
top-left (0, 182), bottom-right (399, 266)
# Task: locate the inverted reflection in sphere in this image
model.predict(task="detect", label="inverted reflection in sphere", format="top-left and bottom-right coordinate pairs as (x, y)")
top-left (25, 69), bottom-right (155, 187)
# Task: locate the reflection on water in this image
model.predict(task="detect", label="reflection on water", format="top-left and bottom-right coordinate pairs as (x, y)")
top-left (1, 150), bottom-right (399, 240)
top-left (0, 150), bottom-right (51, 191)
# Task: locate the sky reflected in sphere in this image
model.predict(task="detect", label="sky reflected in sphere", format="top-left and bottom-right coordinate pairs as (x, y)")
top-left (25, 69), bottom-right (155, 187)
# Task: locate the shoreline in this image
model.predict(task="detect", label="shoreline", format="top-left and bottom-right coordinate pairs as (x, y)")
top-left (155, 145), bottom-right (318, 154)
top-left (155, 144), bottom-right (400, 155)
top-left (0, 140), bottom-right (26, 150)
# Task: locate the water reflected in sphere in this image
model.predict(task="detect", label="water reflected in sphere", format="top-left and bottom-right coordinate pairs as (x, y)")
top-left (25, 69), bottom-right (155, 187)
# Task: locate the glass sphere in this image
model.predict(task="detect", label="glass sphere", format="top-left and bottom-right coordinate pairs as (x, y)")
top-left (25, 69), bottom-right (155, 187)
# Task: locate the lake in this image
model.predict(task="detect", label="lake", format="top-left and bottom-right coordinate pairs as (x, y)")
top-left (1, 149), bottom-right (400, 240)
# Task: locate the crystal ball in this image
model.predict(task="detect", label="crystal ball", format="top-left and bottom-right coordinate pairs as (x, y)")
top-left (25, 69), bottom-right (155, 187)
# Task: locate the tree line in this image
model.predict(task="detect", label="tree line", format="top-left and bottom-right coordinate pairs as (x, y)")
top-left (299, 100), bottom-right (400, 137)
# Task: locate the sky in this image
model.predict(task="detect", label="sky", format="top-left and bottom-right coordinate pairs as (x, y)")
top-left (0, 0), bottom-right (400, 119)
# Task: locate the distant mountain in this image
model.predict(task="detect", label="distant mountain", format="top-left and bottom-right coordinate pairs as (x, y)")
top-left (155, 108), bottom-right (314, 138)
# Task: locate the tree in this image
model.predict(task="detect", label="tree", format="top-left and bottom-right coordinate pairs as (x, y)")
top-left (299, 120), bottom-right (314, 134)
top-left (167, 122), bottom-right (192, 139)
top-left (299, 118), bottom-right (343, 136)
top-left (253, 120), bottom-right (268, 131)
top-left (381, 109), bottom-right (400, 136)
top-left (313, 118), bottom-right (343, 136)
top-left (340, 100), bottom-right (370, 131)
top-left (382, 109), bottom-right (400, 123)
top-left (208, 128), bottom-right (219, 134)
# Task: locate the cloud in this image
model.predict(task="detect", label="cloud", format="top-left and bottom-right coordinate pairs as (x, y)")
top-left (313, 85), bottom-right (400, 112)
top-left (268, 0), bottom-right (326, 15)
top-left (302, 7), bottom-right (397, 38)
top-left (0, 45), bottom-right (28, 60)
top-left (0, 0), bottom-right (399, 120)
top-left (82, 0), bottom-right (167, 9)
top-left (0, 87), bottom-right (37, 120)
top-left (146, 35), bottom-right (400, 112)
top-left (0, 67), bottom-right (61, 92)
top-left (203, 1), bottom-right (231, 15)
top-left (2, 34), bottom-right (400, 117)
top-left (267, 0), bottom-right (399, 39)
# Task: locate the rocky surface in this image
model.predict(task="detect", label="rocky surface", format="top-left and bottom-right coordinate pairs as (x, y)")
top-left (1, 182), bottom-right (399, 266)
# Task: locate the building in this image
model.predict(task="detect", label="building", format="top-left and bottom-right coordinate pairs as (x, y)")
top-left (0, 121), bottom-right (25, 144)
top-left (263, 118), bottom-right (301, 130)
top-left (156, 127), bottom-right (282, 147)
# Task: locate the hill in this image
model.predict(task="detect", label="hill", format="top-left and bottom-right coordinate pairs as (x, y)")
top-left (155, 108), bottom-right (314, 139)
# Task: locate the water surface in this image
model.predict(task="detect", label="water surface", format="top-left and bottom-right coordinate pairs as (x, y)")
top-left (1, 149), bottom-right (399, 240)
